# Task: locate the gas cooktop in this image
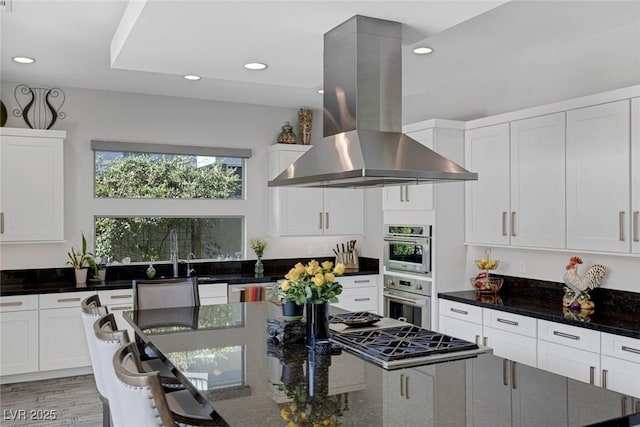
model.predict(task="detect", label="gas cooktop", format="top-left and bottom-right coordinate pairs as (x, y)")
top-left (330, 324), bottom-right (490, 370)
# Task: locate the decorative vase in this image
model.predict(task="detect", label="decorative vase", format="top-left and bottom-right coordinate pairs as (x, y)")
top-left (282, 301), bottom-right (304, 321)
top-left (146, 264), bottom-right (156, 279)
top-left (13, 84), bottom-right (66, 129)
top-left (254, 258), bottom-right (264, 278)
top-left (74, 268), bottom-right (88, 284)
top-left (97, 269), bottom-right (107, 282)
top-left (298, 108), bottom-right (313, 145)
top-left (277, 121), bottom-right (297, 144)
top-left (305, 302), bottom-right (330, 349)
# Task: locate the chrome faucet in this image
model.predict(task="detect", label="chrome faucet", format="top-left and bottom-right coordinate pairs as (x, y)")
top-left (170, 229), bottom-right (179, 278)
top-left (186, 253), bottom-right (196, 277)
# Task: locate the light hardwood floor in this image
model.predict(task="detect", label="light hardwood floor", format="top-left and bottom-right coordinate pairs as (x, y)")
top-left (0, 375), bottom-right (102, 426)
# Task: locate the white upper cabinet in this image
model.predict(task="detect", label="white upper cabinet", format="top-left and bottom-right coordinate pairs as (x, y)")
top-left (510, 113), bottom-right (566, 248)
top-left (268, 144), bottom-right (364, 236)
top-left (632, 98), bottom-right (640, 254)
top-left (566, 100), bottom-right (631, 252)
top-left (465, 123), bottom-right (510, 245)
top-left (0, 128), bottom-right (65, 243)
top-left (382, 128), bottom-right (434, 211)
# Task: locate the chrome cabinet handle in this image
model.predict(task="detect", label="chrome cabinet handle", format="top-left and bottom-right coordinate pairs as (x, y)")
top-left (354, 298), bottom-right (370, 302)
top-left (602, 369), bottom-right (608, 389)
top-left (404, 375), bottom-right (409, 399)
top-left (325, 212), bottom-right (329, 229)
top-left (400, 186), bottom-right (405, 202)
top-left (619, 211), bottom-right (625, 241)
top-left (405, 186), bottom-right (410, 202)
top-left (450, 307), bottom-right (468, 315)
top-left (354, 280), bottom-right (370, 284)
top-left (502, 359), bottom-right (509, 386)
top-left (511, 212), bottom-right (516, 237)
top-left (110, 294), bottom-right (131, 300)
top-left (0, 301), bottom-right (23, 307)
top-left (621, 345), bottom-right (640, 355)
top-left (475, 335), bottom-right (480, 345)
top-left (633, 211), bottom-right (639, 242)
top-left (110, 306), bottom-right (132, 311)
top-left (483, 337), bottom-right (488, 346)
top-left (589, 366), bottom-right (595, 385)
top-left (0, 212), bottom-right (4, 234)
top-left (319, 212), bottom-right (323, 229)
top-left (502, 212), bottom-right (507, 236)
top-left (497, 318), bottom-right (519, 326)
top-left (553, 330), bottom-right (580, 340)
top-left (399, 374), bottom-right (405, 397)
top-left (511, 361), bottom-right (517, 390)
top-left (57, 297), bottom-right (81, 303)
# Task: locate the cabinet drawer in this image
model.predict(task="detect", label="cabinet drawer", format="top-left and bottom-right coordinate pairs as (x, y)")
top-left (333, 287), bottom-right (378, 313)
top-left (98, 289), bottom-right (133, 304)
top-left (340, 276), bottom-right (378, 289)
top-left (484, 326), bottom-right (537, 367)
top-left (39, 291), bottom-right (96, 309)
top-left (601, 333), bottom-right (640, 364)
top-left (483, 309), bottom-right (536, 338)
top-left (198, 283), bottom-right (228, 299)
top-left (439, 299), bottom-right (482, 324)
top-left (0, 294), bottom-right (38, 312)
top-left (538, 319), bottom-right (600, 352)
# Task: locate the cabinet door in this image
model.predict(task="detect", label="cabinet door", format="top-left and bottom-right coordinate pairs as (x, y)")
top-left (465, 123), bottom-right (510, 245)
top-left (323, 188), bottom-right (364, 235)
top-left (537, 340), bottom-right (600, 386)
top-left (438, 315), bottom-right (482, 343)
top-left (383, 369), bottom-right (435, 427)
top-left (483, 326), bottom-right (537, 367)
top-left (0, 310), bottom-right (39, 375)
top-left (567, 100), bottom-right (631, 252)
top-left (0, 134), bottom-right (64, 242)
top-left (601, 355), bottom-right (640, 398)
top-left (382, 186), bottom-right (406, 211)
top-left (513, 362), bottom-right (568, 427)
top-left (510, 113), bottom-right (566, 248)
top-left (632, 98), bottom-right (640, 254)
top-left (567, 379), bottom-right (629, 427)
top-left (280, 186), bottom-right (324, 236)
top-left (468, 356), bottom-right (513, 426)
top-left (40, 306), bottom-right (91, 371)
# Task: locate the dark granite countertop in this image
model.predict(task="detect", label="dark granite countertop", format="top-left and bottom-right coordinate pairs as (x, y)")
top-left (122, 302), bottom-right (639, 426)
top-left (438, 275), bottom-right (640, 339)
top-left (0, 257), bottom-right (379, 296)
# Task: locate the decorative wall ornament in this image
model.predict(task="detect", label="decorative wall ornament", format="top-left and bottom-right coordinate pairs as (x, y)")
top-left (13, 84), bottom-right (66, 129)
top-left (298, 108), bottom-right (313, 145)
top-left (277, 121), bottom-right (297, 144)
top-left (562, 256), bottom-right (607, 313)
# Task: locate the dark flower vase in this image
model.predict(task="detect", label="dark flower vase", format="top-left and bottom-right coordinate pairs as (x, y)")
top-left (306, 302), bottom-right (330, 350)
top-left (282, 301), bottom-right (304, 321)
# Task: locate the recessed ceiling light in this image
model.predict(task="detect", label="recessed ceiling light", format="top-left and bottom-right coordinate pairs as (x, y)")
top-left (13, 56), bottom-right (35, 64)
top-left (244, 62), bottom-right (268, 71)
top-left (412, 47), bottom-right (433, 55)
top-left (183, 74), bottom-right (201, 81)
top-left (317, 89), bottom-right (324, 94)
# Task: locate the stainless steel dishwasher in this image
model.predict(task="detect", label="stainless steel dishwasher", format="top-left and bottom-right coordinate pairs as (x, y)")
top-left (227, 282), bottom-right (277, 302)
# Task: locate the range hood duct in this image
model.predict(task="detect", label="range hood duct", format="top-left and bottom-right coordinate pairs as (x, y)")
top-left (268, 15), bottom-right (477, 188)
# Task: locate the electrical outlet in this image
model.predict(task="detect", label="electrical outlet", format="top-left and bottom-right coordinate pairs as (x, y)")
top-left (519, 260), bottom-right (526, 273)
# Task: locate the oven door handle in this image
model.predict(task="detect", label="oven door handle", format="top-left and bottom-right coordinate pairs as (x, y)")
top-left (383, 293), bottom-right (428, 307)
top-left (384, 236), bottom-right (430, 244)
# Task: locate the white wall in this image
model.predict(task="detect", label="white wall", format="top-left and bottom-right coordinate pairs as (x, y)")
top-left (0, 82), bottom-right (381, 269)
top-left (465, 245), bottom-right (639, 293)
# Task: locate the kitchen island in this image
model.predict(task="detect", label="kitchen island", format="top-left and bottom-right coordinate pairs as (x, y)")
top-left (125, 302), bottom-right (640, 426)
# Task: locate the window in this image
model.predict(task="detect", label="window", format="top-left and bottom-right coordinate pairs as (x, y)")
top-left (92, 140), bottom-right (251, 199)
top-left (91, 140), bottom-right (251, 262)
top-left (95, 216), bottom-right (242, 263)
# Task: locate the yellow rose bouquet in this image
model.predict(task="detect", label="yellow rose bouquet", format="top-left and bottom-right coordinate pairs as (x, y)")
top-left (278, 260), bottom-right (345, 305)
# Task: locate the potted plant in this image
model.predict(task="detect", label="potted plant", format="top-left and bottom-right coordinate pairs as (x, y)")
top-left (278, 260), bottom-right (344, 342)
top-left (66, 232), bottom-right (94, 284)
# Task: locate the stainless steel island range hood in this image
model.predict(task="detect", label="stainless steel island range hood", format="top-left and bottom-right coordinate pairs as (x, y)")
top-left (268, 15), bottom-right (477, 188)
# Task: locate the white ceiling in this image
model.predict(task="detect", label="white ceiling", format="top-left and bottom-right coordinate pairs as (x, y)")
top-left (1, 0), bottom-right (639, 122)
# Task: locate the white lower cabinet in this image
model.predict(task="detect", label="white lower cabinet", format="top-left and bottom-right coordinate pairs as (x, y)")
top-left (331, 275), bottom-right (378, 314)
top-left (468, 356), bottom-right (568, 427)
top-left (567, 379), bottom-right (634, 426)
top-left (482, 310), bottom-right (537, 367)
top-left (600, 332), bottom-right (640, 398)
top-left (198, 283), bottom-right (228, 306)
top-left (98, 289), bottom-right (135, 342)
top-left (384, 363), bottom-right (466, 427)
top-left (0, 295), bottom-right (39, 375)
top-left (39, 291), bottom-right (95, 371)
top-left (438, 315), bottom-right (482, 344)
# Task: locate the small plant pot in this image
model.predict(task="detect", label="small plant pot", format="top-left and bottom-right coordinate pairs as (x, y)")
top-left (97, 269), bottom-right (106, 282)
top-left (75, 268), bottom-right (88, 284)
top-left (282, 301), bottom-right (304, 321)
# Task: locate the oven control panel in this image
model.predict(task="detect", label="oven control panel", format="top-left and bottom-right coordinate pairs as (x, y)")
top-left (384, 274), bottom-right (432, 297)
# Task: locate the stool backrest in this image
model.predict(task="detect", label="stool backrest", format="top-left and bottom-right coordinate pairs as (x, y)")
top-left (112, 342), bottom-right (175, 426)
top-left (132, 277), bottom-right (199, 310)
top-left (81, 295), bottom-right (107, 397)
